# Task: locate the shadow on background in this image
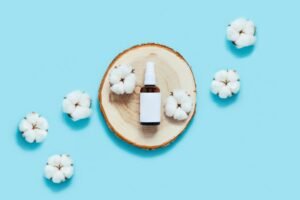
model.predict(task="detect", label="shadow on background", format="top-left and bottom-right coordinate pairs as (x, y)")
top-left (44, 178), bottom-right (72, 192)
top-left (210, 92), bottom-right (239, 107)
top-left (225, 38), bottom-right (255, 58)
top-left (62, 113), bottom-right (90, 131)
top-left (96, 97), bottom-right (194, 158)
top-left (15, 128), bottom-right (42, 150)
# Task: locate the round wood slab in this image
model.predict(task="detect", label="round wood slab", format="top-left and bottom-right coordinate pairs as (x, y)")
top-left (99, 43), bottom-right (196, 150)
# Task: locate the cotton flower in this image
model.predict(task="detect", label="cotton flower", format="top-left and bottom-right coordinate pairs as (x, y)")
top-left (109, 64), bottom-right (136, 95)
top-left (211, 69), bottom-right (240, 99)
top-left (44, 154), bottom-right (74, 184)
top-left (62, 90), bottom-right (92, 121)
top-left (227, 18), bottom-right (256, 49)
top-left (165, 89), bottom-right (193, 121)
top-left (19, 112), bottom-right (48, 143)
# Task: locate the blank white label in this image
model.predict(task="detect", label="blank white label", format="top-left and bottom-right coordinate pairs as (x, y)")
top-left (140, 92), bottom-right (161, 123)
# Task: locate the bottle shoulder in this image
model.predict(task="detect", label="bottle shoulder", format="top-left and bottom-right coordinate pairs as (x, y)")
top-left (140, 85), bottom-right (160, 93)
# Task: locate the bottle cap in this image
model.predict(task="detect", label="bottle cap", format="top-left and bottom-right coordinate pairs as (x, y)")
top-left (144, 62), bottom-right (156, 85)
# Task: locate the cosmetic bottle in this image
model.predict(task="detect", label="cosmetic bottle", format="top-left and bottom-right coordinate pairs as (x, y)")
top-left (140, 62), bottom-right (161, 125)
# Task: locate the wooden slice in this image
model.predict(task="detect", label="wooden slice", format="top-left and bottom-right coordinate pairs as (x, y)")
top-left (99, 43), bottom-right (196, 150)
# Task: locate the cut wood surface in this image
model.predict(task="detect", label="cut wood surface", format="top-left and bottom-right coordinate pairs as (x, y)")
top-left (99, 43), bottom-right (197, 150)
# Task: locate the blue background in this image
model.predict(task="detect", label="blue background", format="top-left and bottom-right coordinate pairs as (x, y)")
top-left (0, 0), bottom-right (299, 199)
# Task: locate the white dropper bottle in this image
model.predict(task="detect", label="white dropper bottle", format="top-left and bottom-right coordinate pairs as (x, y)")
top-left (139, 62), bottom-right (161, 125)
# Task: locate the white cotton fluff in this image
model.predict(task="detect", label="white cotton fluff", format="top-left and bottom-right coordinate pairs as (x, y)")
top-left (109, 64), bottom-right (136, 95)
top-left (227, 18), bottom-right (256, 49)
top-left (62, 90), bottom-right (92, 121)
top-left (211, 69), bottom-right (240, 99)
top-left (165, 89), bottom-right (193, 121)
top-left (19, 112), bottom-right (48, 143)
top-left (44, 154), bottom-right (74, 184)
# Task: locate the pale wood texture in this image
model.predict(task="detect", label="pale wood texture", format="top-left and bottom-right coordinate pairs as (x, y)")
top-left (99, 43), bottom-right (196, 150)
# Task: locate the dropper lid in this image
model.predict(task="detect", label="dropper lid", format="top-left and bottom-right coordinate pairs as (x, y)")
top-left (144, 62), bottom-right (156, 85)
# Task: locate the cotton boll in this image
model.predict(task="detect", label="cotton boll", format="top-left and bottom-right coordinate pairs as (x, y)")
top-left (34, 129), bottom-right (47, 143)
top-left (244, 21), bottom-right (255, 35)
top-left (36, 117), bottom-right (48, 130)
top-left (44, 154), bottom-right (74, 184)
top-left (211, 69), bottom-right (240, 99)
top-left (240, 35), bottom-right (256, 47)
top-left (61, 166), bottom-right (74, 178)
top-left (214, 70), bottom-right (228, 82)
top-left (19, 112), bottom-right (48, 143)
top-left (164, 90), bottom-right (194, 121)
top-left (111, 82), bottom-right (125, 95)
top-left (109, 68), bottom-right (122, 84)
top-left (165, 96), bottom-right (177, 117)
top-left (181, 97), bottom-right (193, 113)
top-left (52, 171), bottom-right (65, 184)
top-left (227, 70), bottom-right (239, 82)
top-left (211, 80), bottom-right (225, 94)
top-left (172, 90), bottom-right (187, 104)
top-left (227, 81), bottom-right (240, 94)
top-left (109, 73), bottom-right (121, 85)
top-left (235, 34), bottom-right (255, 48)
top-left (48, 155), bottom-right (62, 166)
top-left (165, 104), bottom-right (177, 117)
top-left (60, 155), bottom-right (72, 166)
top-left (71, 106), bottom-right (92, 121)
top-left (62, 99), bottom-right (76, 114)
top-left (79, 93), bottom-right (91, 107)
top-left (230, 18), bottom-right (247, 31)
top-left (124, 83), bottom-right (135, 94)
top-left (118, 64), bottom-right (133, 77)
top-left (123, 73), bottom-right (136, 94)
top-left (19, 119), bottom-right (32, 132)
top-left (62, 90), bottom-right (92, 121)
top-left (66, 91), bottom-right (82, 105)
top-left (227, 18), bottom-right (256, 48)
top-left (174, 108), bottom-right (188, 121)
top-left (166, 96), bottom-right (177, 105)
top-left (218, 86), bottom-right (232, 99)
top-left (26, 112), bottom-right (39, 124)
top-left (44, 165), bottom-right (58, 179)
top-left (109, 64), bottom-right (136, 95)
top-left (226, 27), bottom-right (239, 41)
top-left (23, 130), bottom-right (36, 143)
top-left (78, 107), bottom-right (92, 119)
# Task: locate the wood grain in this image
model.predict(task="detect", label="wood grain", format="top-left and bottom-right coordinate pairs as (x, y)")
top-left (99, 43), bottom-right (197, 150)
